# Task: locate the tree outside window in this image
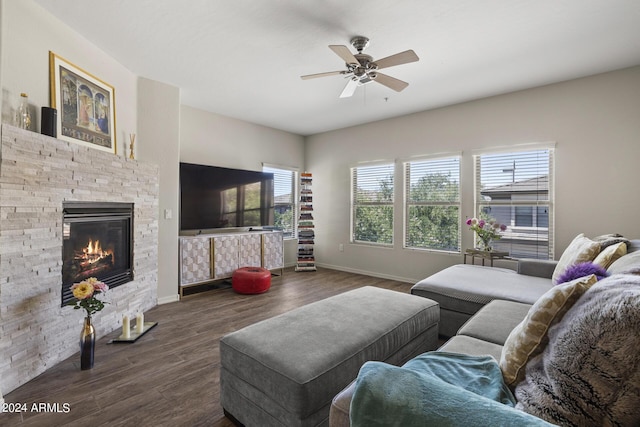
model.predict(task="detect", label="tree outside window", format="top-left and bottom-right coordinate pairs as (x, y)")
top-left (351, 163), bottom-right (394, 245)
top-left (404, 156), bottom-right (461, 252)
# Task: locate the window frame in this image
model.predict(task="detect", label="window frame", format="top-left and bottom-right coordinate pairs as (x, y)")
top-left (472, 144), bottom-right (555, 259)
top-left (403, 154), bottom-right (461, 253)
top-left (350, 161), bottom-right (395, 247)
top-left (262, 163), bottom-right (298, 239)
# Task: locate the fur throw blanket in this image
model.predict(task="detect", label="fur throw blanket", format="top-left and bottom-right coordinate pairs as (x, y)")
top-left (515, 273), bottom-right (640, 426)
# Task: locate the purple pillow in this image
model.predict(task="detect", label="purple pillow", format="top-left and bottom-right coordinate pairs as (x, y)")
top-left (556, 261), bottom-right (609, 284)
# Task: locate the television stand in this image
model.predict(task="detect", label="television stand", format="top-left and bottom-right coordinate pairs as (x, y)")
top-left (178, 230), bottom-right (284, 299)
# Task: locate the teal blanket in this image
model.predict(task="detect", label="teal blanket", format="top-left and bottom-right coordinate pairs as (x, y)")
top-left (350, 352), bottom-right (554, 427)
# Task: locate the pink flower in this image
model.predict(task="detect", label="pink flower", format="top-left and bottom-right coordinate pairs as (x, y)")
top-left (93, 280), bottom-right (109, 293)
top-left (478, 220), bottom-right (486, 228)
top-left (466, 218), bottom-right (472, 226)
top-left (500, 224), bottom-right (507, 231)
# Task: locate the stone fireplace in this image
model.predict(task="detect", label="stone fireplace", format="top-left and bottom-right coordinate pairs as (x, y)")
top-left (62, 202), bottom-right (134, 304)
top-left (0, 125), bottom-right (159, 396)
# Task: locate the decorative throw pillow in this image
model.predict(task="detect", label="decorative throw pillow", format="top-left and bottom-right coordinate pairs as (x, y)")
top-left (593, 242), bottom-right (627, 269)
top-left (499, 274), bottom-right (597, 388)
top-left (607, 249), bottom-right (640, 275)
top-left (592, 233), bottom-right (629, 249)
top-left (551, 233), bottom-right (601, 284)
top-left (556, 261), bottom-right (608, 284)
top-left (515, 275), bottom-right (640, 426)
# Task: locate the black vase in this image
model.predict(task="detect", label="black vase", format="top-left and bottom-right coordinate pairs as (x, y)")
top-left (80, 316), bottom-right (95, 370)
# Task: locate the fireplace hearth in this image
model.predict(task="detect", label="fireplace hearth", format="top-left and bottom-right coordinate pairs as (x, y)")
top-left (62, 202), bottom-right (134, 305)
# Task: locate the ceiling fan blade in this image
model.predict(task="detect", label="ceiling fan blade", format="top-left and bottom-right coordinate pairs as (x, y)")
top-left (374, 50), bottom-right (419, 70)
top-left (372, 72), bottom-right (409, 92)
top-left (329, 45), bottom-right (359, 65)
top-left (339, 78), bottom-right (358, 98)
top-left (300, 71), bottom-right (345, 80)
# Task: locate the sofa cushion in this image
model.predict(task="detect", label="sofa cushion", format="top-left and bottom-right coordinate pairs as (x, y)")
top-left (517, 258), bottom-right (557, 279)
top-left (552, 233), bottom-right (601, 284)
top-left (593, 241), bottom-right (627, 269)
top-left (515, 274), bottom-right (640, 427)
top-left (500, 274), bottom-right (598, 387)
top-left (457, 300), bottom-right (532, 345)
top-left (412, 264), bottom-right (552, 336)
top-left (439, 335), bottom-right (504, 361)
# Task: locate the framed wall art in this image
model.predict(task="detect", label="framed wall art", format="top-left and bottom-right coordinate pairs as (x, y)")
top-left (49, 52), bottom-right (117, 154)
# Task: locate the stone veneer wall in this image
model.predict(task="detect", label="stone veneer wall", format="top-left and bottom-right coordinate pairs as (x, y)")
top-left (0, 124), bottom-right (159, 395)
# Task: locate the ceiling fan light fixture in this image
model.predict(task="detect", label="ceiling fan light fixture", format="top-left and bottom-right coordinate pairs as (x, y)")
top-left (301, 36), bottom-right (419, 98)
top-left (353, 68), bottom-right (366, 78)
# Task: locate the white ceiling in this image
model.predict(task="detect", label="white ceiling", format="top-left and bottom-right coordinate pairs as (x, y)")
top-left (33, 0), bottom-right (640, 136)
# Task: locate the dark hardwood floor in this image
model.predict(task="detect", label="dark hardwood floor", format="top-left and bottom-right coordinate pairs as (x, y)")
top-left (1, 267), bottom-right (414, 427)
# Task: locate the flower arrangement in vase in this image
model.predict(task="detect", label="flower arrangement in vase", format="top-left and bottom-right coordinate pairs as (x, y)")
top-left (466, 217), bottom-right (507, 251)
top-left (67, 277), bottom-right (109, 370)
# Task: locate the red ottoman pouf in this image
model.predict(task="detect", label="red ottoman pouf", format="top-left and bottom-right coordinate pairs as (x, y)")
top-left (232, 267), bottom-right (271, 294)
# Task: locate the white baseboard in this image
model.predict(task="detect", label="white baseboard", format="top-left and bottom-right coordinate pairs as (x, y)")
top-left (157, 294), bottom-right (180, 305)
top-left (314, 263), bottom-right (417, 284)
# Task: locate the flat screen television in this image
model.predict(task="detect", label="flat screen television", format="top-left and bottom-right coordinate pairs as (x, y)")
top-left (179, 162), bottom-right (274, 232)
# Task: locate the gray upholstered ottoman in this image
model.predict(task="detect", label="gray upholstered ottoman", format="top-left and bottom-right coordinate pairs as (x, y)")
top-left (219, 286), bottom-right (439, 427)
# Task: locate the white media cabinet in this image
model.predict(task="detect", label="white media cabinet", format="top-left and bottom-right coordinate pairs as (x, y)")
top-left (178, 230), bottom-right (284, 298)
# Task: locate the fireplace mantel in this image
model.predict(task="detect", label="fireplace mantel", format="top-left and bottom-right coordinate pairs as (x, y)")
top-left (0, 124), bottom-right (159, 396)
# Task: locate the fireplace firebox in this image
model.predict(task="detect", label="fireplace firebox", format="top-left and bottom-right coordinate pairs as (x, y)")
top-left (62, 202), bottom-right (134, 306)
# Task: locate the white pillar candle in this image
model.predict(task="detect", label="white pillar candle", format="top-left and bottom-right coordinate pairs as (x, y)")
top-left (122, 315), bottom-right (130, 339)
top-left (136, 312), bottom-right (144, 333)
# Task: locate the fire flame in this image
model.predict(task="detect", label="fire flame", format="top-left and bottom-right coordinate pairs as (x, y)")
top-left (82, 239), bottom-right (114, 264)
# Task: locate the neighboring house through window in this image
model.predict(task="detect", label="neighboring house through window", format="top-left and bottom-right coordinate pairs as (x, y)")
top-left (474, 146), bottom-right (555, 259)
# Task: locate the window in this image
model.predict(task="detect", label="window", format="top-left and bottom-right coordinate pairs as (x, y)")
top-left (351, 163), bottom-right (394, 245)
top-left (404, 156), bottom-right (461, 252)
top-left (474, 147), bottom-right (554, 259)
top-left (263, 165), bottom-right (297, 238)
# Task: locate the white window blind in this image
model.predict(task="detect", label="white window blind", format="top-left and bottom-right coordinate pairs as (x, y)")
top-left (474, 147), bottom-right (554, 259)
top-left (263, 165), bottom-right (297, 238)
top-left (404, 156), bottom-right (461, 252)
top-left (351, 163), bottom-right (394, 245)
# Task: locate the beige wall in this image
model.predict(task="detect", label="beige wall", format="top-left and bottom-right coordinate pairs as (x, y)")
top-left (306, 66), bottom-right (640, 283)
top-left (138, 78), bottom-right (181, 303)
top-left (0, 0), bottom-right (137, 156)
top-left (179, 105), bottom-right (306, 265)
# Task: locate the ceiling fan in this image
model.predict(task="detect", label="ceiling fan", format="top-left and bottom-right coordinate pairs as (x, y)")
top-left (301, 36), bottom-right (419, 98)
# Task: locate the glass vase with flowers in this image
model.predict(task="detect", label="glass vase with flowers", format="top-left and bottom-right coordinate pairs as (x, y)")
top-left (465, 217), bottom-right (507, 252)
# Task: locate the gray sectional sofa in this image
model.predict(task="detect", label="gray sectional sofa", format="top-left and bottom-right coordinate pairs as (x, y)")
top-left (330, 236), bottom-right (640, 426)
top-left (411, 259), bottom-right (554, 337)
